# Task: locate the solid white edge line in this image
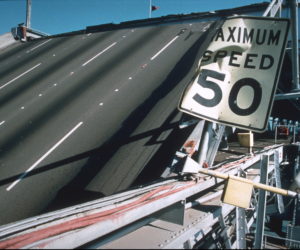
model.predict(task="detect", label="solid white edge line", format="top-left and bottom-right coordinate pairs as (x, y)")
top-left (26, 39), bottom-right (52, 53)
top-left (0, 121), bottom-right (5, 126)
top-left (150, 36), bottom-right (179, 61)
top-left (6, 121), bottom-right (83, 191)
top-left (0, 63), bottom-right (42, 91)
top-left (82, 42), bottom-right (117, 66)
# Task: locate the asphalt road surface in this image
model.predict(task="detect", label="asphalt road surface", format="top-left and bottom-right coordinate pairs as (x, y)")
top-left (0, 20), bottom-right (219, 225)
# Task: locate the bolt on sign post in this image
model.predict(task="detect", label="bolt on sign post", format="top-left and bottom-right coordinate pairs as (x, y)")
top-left (179, 16), bottom-right (289, 132)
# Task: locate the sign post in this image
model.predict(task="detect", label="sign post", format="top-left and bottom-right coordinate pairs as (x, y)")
top-left (179, 16), bottom-right (289, 132)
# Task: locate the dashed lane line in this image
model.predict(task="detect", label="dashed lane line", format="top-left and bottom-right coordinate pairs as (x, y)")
top-left (26, 39), bottom-right (52, 53)
top-left (6, 121), bottom-right (84, 191)
top-left (0, 63), bottom-right (42, 91)
top-left (150, 36), bottom-right (179, 61)
top-left (82, 42), bottom-right (117, 67)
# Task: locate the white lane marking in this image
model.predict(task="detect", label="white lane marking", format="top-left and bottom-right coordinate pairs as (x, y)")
top-left (150, 36), bottom-right (179, 61)
top-left (82, 42), bottom-right (117, 66)
top-left (0, 63), bottom-right (41, 90)
top-left (87, 33), bottom-right (92, 36)
top-left (26, 39), bottom-right (52, 53)
top-left (0, 121), bottom-right (5, 126)
top-left (99, 102), bottom-right (104, 106)
top-left (21, 106), bottom-right (25, 110)
top-left (114, 88), bottom-right (119, 92)
top-left (203, 24), bottom-right (210, 32)
top-left (6, 122), bottom-right (83, 191)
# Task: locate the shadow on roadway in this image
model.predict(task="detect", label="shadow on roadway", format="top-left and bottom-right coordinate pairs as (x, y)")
top-left (0, 20), bottom-right (224, 213)
top-left (42, 21), bottom-right (223, 211)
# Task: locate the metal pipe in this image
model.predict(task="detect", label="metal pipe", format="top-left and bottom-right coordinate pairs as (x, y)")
top-left (26, 0), bottom-right (32, 28)
top-left (185, 190), bottom-right (223, 209)
top-left (293, 125), bottom-right (296, 143)
top-left (149, 0), bottom-right (152, 18)
top-left (263, 0), bottom-right (276, 16)
top-left (289, 0), bottom-right (299, 90)
top-left (198, 168), bottom-right (298, 197)
top-left (263, 0), bottom-right (283, 17)
top-left (275, 91), bottom-right (300, 100)
top-left (197, 121), bottom-right (211, 166)
top-left (275, 125), bottom-right (278, 144)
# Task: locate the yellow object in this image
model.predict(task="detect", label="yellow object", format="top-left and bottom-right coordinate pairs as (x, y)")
top-left (222, 176), bottom-right (253, 208)
top-left (237, 132), bottom-right (254, 147)
top-left (197, 168), bottom-right (297, 208)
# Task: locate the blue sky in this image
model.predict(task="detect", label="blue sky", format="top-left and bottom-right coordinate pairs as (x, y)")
top-left (0, 0), bottom-right (269, 35)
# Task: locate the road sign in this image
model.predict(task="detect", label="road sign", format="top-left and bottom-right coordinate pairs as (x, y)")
top-left (179, 16), bottom-right (289, 132)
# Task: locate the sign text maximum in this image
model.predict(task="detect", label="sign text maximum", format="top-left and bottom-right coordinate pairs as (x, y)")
top-left (201, 26), bottom-right (282, 70)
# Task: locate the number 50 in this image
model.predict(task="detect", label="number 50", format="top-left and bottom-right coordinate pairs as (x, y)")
top-left (193, 69), bottom-right (262, 116)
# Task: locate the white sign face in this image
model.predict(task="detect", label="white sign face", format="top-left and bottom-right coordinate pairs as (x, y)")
top-left (179, 16), bottom-right (289, 132)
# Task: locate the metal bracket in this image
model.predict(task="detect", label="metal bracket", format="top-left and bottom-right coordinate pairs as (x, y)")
top-left (180, 155), bottom-right (202, 174)
top-left (154, 200), bottom-right (186, 226)
top-left (161, 120), bottom-right (205, 177)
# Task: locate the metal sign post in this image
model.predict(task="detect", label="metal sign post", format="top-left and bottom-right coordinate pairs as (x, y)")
top-left (26, 0), bottom-right (32, 29)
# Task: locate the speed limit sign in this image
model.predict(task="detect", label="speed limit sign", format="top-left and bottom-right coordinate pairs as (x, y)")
top-left (179, 16), bottom-right (289, 132)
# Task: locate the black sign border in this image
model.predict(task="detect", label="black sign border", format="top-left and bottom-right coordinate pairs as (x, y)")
top-left (178, 15), bottom-right (290, 132)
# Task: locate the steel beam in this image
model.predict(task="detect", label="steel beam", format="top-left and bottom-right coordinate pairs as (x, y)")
top-left (254, 154), bottom-right (269, 249)
top-left (275, 92), bottom-right (300, 100)
top-left (235, 170), bottom-right (247, 249)
top-left (218, 212), bottom-right (232, 249)
top-left (206, 124), bottom-right (225, 166)
top-left (236, 207), bottom-right (247, 249)
top-left (289, 0), bottom-right (300, 90)
top-left (263, 0), bottom-right (283, 17)
top-left (197, 121), bottom-right (225, 167)
top-left (274, 149), bottom-right (285, 214)
top-left (197, 121), bottom-right (212, 166)
top-left (0, 145), bottom-right (284, 249)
